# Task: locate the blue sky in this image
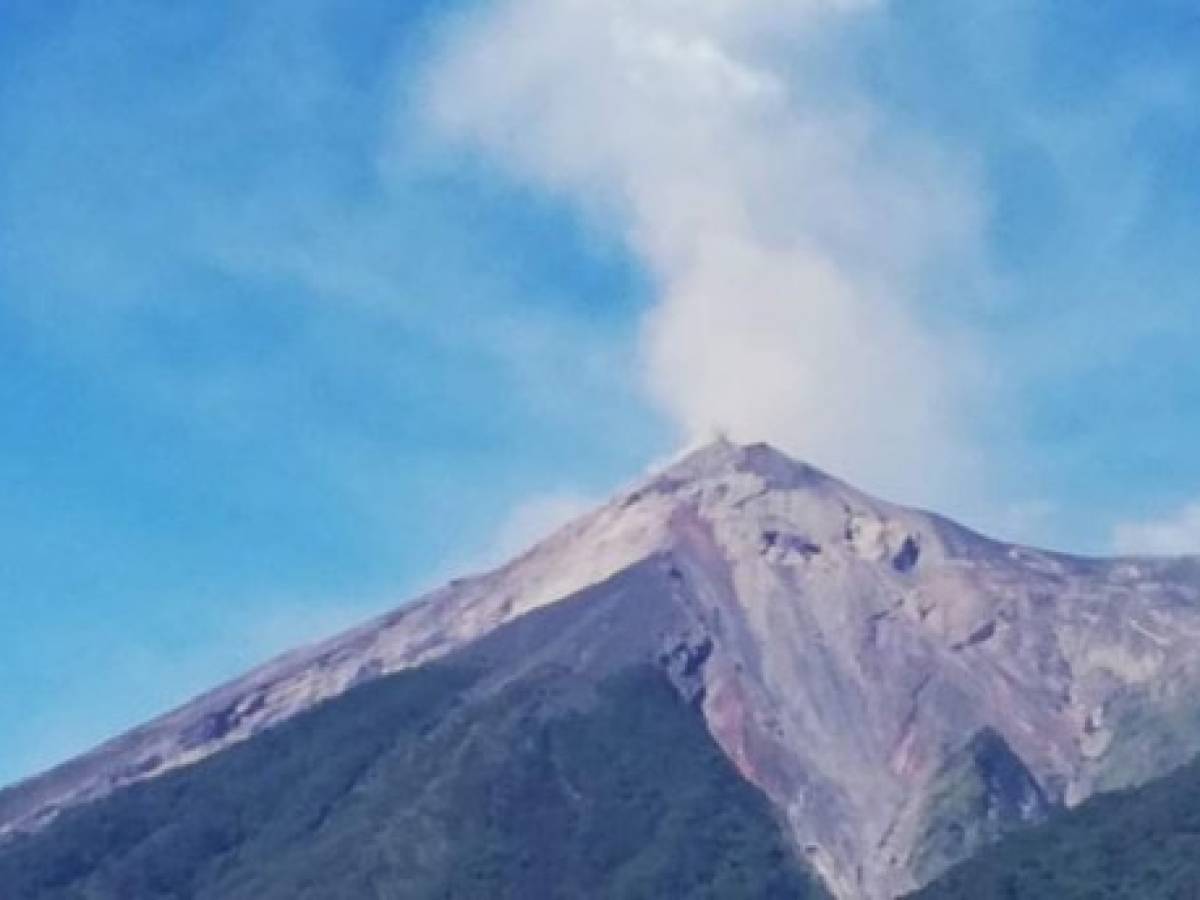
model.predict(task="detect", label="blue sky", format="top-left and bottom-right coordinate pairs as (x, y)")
top-left (1, 0), bottom-right (1198, 786)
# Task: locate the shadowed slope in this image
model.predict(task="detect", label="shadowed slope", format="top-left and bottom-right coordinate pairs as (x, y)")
top-left (0, 559), bottom-right (826, 900)
top-left (911, 749), bottom-right (1200, 900)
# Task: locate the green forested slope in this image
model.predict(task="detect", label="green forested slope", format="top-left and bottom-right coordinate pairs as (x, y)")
top-left (911, 752), bottom-right (1200, 900)
top-left (0, 657), bottom-right (825, 900)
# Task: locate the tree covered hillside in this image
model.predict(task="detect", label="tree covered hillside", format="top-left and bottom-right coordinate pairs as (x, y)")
top-left (912, 751), bottom-right (1200, 900)
top-left (0, 658), bottom-right (826, 900)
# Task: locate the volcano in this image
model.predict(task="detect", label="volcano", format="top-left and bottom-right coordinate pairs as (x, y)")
top-left (5, 439), bottom-right (1200, 899)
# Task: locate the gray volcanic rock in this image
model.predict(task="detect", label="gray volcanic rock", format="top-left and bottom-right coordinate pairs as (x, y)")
top-left (5, 438), bottom-right (1200, 900)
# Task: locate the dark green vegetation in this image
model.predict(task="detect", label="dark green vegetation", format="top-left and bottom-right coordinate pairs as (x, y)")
top-left (0, 659), bottom-right (825, 900)
top-left (907, 728), bottom-right (1048, 884)
top-left (912, 750), bottom-right (1200, 900)
top-left (1087, 689), bottom-right (1200, 796)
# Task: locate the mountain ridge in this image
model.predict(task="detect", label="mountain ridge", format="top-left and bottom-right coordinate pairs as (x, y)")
top-left (6, 439), bottom-right (1200, 899)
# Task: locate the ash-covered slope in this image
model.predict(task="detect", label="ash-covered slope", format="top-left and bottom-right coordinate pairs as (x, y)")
top-left (5, 439), bottom-right (1200, 899)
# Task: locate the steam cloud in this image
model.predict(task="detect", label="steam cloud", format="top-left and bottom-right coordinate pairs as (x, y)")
top-left (424, 0), bottom-right (992, 506)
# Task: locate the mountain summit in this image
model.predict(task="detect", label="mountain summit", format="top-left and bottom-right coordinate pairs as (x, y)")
top-left (5, 441), bottom-right (1200, 899)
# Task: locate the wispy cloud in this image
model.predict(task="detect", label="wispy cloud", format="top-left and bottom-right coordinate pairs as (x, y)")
top-left (422, 0), bottom-right (993, 510)
top-left (1113, 502), bottom-right (1200, 557)
top-left (487, 490), bottom-right (600, 562)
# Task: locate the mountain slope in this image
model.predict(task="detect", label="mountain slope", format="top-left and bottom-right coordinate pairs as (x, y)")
top-left (5, 439), bottom-right (1200, 899)
top-left (911, 748), bottom-right (1200, 899)
top-left (0, 559), bottom-right (826, 900)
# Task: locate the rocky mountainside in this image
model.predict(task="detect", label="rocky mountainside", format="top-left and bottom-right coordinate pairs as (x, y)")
top-left (5, 439), bottom-right (1200, 899)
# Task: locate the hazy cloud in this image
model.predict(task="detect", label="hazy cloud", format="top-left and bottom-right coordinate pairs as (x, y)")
top-left (1113, 502), bottom-right (1200, 556)
top-left (483, 490), bottom-right (601, 567)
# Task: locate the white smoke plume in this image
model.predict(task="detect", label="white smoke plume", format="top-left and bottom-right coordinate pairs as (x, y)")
top-left (423, 0), bottom-right (991, 508)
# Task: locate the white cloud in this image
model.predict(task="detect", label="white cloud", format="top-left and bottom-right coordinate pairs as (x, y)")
top-left (405, 488), bottom-right (601, 596)
top-left (1112, 502), bottom-right (1200, 556)
top-left (485, 490), bottom-right (600, 564)
top-left (421, 0), bottom-right (992, 510)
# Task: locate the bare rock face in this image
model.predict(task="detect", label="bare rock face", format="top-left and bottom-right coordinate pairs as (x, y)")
top-left (4, 439), bottom-right (1200, 900)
